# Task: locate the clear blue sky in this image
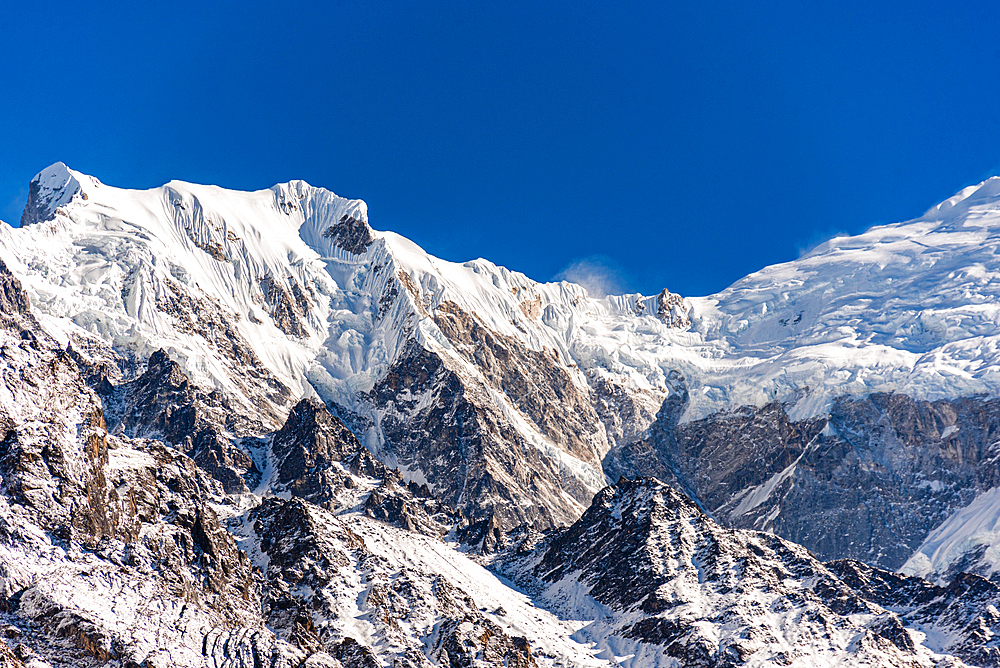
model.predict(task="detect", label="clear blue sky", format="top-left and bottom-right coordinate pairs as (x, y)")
top-left (2, 1), bottom-right (998, 296)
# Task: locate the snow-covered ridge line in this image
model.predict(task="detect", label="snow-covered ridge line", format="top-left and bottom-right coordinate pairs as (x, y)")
top-left (7, 164), bottom-right (1000, 526)
top-left (13, 164), bottom-right (1000, 423)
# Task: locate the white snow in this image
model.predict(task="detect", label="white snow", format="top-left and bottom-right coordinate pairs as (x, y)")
top-left (343, 513), bottom-right (612, 667)
top-left (6, 161), bottom-right (1000, 666)
top-left (7, 165), bottom-right (1000, 567)
top-left (8, 167), bottom-right (1000, 431)
top-left (901, 486), bottom-right (1000, 584)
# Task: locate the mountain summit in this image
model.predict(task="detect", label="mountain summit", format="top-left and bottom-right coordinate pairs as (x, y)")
top-left (3, 165), bottom-right (1000, 665)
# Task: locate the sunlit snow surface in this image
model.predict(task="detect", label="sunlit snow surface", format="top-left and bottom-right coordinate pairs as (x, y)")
top-left (6, 165), bottom-right (1000, 516)
top-left (7, 165), bottom-right (1000, 433)
top-left (902, 486), bottom-right (1000, 585)
top-left (4, 165), bottom-right (1000, 665)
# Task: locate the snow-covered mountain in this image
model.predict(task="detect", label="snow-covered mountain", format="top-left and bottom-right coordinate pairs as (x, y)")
top-left (5, 163), bottom-right (1000, 665)
top-left (10, 164), bottom-right (1000, 529)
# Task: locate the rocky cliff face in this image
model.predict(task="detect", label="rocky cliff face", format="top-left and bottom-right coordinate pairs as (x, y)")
top-left (609, 386), bottom-right (1000, 572)
top-left (0, 261), bottom-right (290, 667)
top-left (367, 334), bottom-right (597, 529)
top-left (110, 348), bottom-right (262, 494)
top-left (494, 477), bottom-right (1000, 667)
top-left (7, 164), bottom-right (1000, 665)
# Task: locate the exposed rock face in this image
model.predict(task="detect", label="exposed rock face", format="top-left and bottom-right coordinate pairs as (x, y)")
top-left (430, 616), bottom-right (535, 668)
top-left (828, 559), bottom-right (1000, 666)
top-left (609, 387), bottom-right (1000, 570)
top-left (0, 263), bottom-right (122, 548)
top-left (149, 275), bottom-right (293, 425)
top-left (432, 300), bottom-right (607, 468)
top-left (589, 376), bottom-right (666, 457)
top-left (250, 497), bottom-right (364, 653)
top-left (274, 399), bottom-right (362, 484)
top-left (249, 496), bottom-right (534, 667)
top-left (362, 472), bottom-right (463, 538)
top-left (271, 397), bottom-right (367, 505)
top-left (601, 369), bottom-right (692, 496)
top-left (268, 398), bottom-right (463, 535)
top-left (655, 288), bottom-right (689, 327)
top-left (0, 263), bottom-right (298, 667)
top-left (356, 296), bottom-right (646, 532)
top-left (368, 339), bottom-right (593, 530)
top-left (110, 349), bottom-right (260, 494)
top-left (0, 260), bottom-right (30, 320)
top-left (115, 350), bottom-right (211, 437)
top-left (496, 477), bottom-right (1000, 667)
top-left (322, 214), bottom-right (374, 254)
top-left (260, 274), bottom-right (313, 338)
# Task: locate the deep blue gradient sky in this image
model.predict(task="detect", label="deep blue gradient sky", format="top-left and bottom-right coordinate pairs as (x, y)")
top-left (3, 1), bottom-right (999, 297)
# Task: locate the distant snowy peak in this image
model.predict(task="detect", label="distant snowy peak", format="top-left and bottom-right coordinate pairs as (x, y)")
top-left (9, 163), bottom-right (1000, 528)
top-left (3, 164), bottom-right (683, 527)
top-left (673, 174), bottom-right (1000, 421)
top-left (5, 164), bottom-right (384, 423)
top-left (920, 175), bottom-right (1000, 222)
top-left (20, 161), bottom-right (89, 226)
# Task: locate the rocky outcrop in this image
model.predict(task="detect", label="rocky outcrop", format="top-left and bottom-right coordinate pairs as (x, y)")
top-left (363, 472), bottom-right (463, 538)
top-left (829, 559), bottom-right (1000, 665)
top-left (495, 477), bottom-right (998, 667)
top-left (430, 616), bottom-right (535, 668)
top-left (250, 495), bottom-right (533, 667)
top-left (271, 397), bottom-right (368, 505)
top-left (111, 349), bottom-right (260, 494)
top-left (18, 163), bottom-right (81, 228)
top-left (368, 339), bottom-right (593, 530)
top-left (271, 398), bottom-right (464, 536)
top-left (250, 497), bottom-right (364, 653)
top-left (432, 300), bottom-right (607, 469)
top-left (260, 274), bottom-right (313, 338)
top-left (655, 288), bottom-right (689, 327)
top-left (609, 387), bottom-right (1000, 570)
top-left (273, 399), bottom-right (362, 482)
top-left (322, 214), bottom-right (374, 254)
top-left (0, 260), bottom-right (30, 322)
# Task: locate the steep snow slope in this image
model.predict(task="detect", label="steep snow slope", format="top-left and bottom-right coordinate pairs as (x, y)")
top-left (683, 175), bottom-right (1000, 420)
top-left (902, 486), bottom-right (1000, 585)
top-left (6, 164), bottom-right (1000, 531)
top-left (12, 164), bottom-right (1000, 426)
top-left (3, 163), bottom-right (368, 420)
top-left (2, 163), bottom-right (630, 527)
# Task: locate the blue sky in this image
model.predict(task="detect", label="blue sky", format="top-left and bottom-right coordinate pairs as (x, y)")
top-left (2, 1), bottom-right (998, 296)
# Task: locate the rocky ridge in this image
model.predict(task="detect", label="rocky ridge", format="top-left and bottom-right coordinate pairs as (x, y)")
top-left (491, 477), bottom-right (1000, 667)
top-left (3, 250), bottom-right (996, 666)
top-left (607, 386), bottom-right (1000, 572)
top-left (4, 164), bottom-right (1000, 664)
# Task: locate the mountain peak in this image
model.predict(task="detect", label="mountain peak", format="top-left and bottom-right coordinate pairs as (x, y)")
top-left (921, 175), bottom-right (1000, 222)
top-left (20, 161), bottom-right (86, 226)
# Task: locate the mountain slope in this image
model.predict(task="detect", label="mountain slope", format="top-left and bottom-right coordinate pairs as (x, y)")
top-left (9, 163), bottom-right (1000, 562)
top-left (1, 163), bottom-right (624, 528)
top-left (6, 164), bottom-right (1000, 665)
top-left (492, 477), bottom-right (1000, 667)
